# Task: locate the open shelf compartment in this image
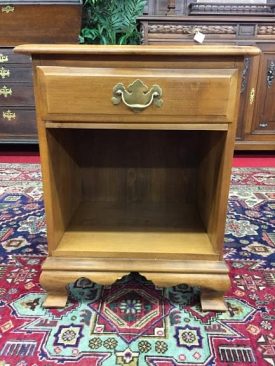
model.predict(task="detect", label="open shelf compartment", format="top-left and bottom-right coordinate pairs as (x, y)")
top-left (45, 128), bottom-right (228, 261)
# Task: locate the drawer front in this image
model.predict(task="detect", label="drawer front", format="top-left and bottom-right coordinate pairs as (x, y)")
top-left (0, 83), bottom-right (34, 106)
top-left (38, 66), bottom-right (239, 123)
top-left (0, 5), bottom-right (82, 45)
top-left (0, 108), bottom-right (37, 138)
top-left (0, 66), bottom-right (32, 82)
top-left (0, 48), bottom-right (31, 64)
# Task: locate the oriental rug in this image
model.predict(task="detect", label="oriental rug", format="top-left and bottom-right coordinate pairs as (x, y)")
top-left (0, 163), bottom-right (274, 366)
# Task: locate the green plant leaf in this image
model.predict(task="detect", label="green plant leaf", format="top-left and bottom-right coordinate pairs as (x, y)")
top-left (80, 0), bottom-right (146, 45)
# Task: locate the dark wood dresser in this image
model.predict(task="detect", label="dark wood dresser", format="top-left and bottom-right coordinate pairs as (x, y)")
top-left (140, 0), bottom-right (275, 150)
top-left (0, 0), bottom-right (82, 143)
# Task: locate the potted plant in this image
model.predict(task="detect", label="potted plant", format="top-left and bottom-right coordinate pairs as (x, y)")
top-left (80, 0), bottom-right (146, 45)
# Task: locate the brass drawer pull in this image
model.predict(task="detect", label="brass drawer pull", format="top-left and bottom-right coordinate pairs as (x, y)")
top-left (0, 67), bottom-right (10, 79)
top-left (112, 79), bottom-right (163, 112)
top-left (3, 110), bottom-right (16, 121)
top-left (1, 5), bottom-right (14, 13)
top-left (0, 54), bottom-right (8, 63)
top-left (249, 88), bottom-right (255, 105)
top-left (0, 86), bottom-right (12, 97)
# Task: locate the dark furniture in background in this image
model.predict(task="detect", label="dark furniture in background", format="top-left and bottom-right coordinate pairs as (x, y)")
top-left (140, 0), bottom-right (275, 150)
top-left (1, 0), bottom-right (275, 150)
top-left (0, 0), bottom-right (82, 143)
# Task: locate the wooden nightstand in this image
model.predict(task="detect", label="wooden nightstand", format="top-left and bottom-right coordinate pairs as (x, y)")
top-left (15, 44), bottom-right (260, 311)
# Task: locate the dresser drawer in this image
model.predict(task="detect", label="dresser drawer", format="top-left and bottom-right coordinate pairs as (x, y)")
top-left (0, 48), bottom-right (31, 64)
top-left (0, 83), bottom-right (34, 106)
top-left (0, 65), bottom-right (32, 82)
top-left (0, 108), bottom-right (37, 139)
top-left (0, 4), bottom-right (82, 45)
top-left (37, 66), bottom-right (239, 123)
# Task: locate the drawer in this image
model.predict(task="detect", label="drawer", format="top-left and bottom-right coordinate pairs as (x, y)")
top-left (0, 48), bottom-right (31, 64)
top-left (0, 65), bottom-right (32, 82)
top-left (0, 108), bottom-right (37, 139)
top-left (38, 66), bottom-right (239, 123)
top-left (0, 83), bottom-right (34, 106)
top-left (0, 4), bottom-right (82, 45)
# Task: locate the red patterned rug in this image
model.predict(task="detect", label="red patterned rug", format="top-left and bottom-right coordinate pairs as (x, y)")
top-left (0, 163), bottom-right (274, 366)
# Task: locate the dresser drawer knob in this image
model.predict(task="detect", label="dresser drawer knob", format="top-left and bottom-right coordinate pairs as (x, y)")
top-left (259, 122), bottom-right (268, 128)
top-left (0, 54), bottom-right (9, 63)
top-left (112, 79), bottom-right (163, 112)
top-left (0, 86), bottom-right (12, 97)
top-left (0, 67), bottom-right (10, 79)
top-left (1, 5), bottom-right (14, 13)
top-left (3, 110), bottom-right (16, 121)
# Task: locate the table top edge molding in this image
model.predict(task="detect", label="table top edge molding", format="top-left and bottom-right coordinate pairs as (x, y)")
top-left (14, 44), bottom-right (261, 56)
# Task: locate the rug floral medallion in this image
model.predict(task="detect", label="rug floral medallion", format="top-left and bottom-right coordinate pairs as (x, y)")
top-left (0, 164), bottom-right (274, 366)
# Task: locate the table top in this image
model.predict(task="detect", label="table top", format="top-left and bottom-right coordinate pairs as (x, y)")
top-left (14, 44), bottom-right (261, 56)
